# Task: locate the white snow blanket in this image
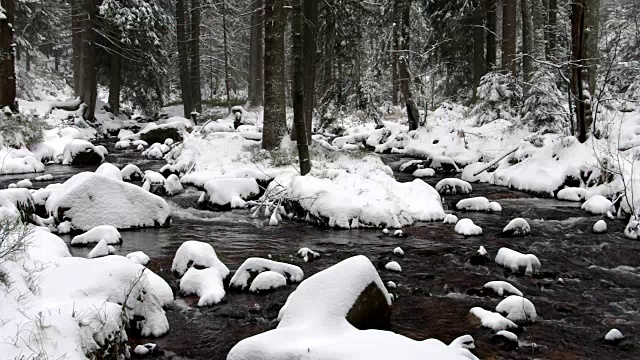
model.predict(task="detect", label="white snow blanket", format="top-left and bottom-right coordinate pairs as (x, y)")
top-left (46, 172), bottom-right (171, 231)
top-left (0, 146), bottom-right (45, 174)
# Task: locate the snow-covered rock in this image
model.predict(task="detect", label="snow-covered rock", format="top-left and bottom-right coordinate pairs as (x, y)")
top-left (557, 187), bottom-right (589, 202)
top-left (46, 172), bottom-right (171, 231)
top-left (249, 271), bottom-right (288, 293)
top-left (443, 214), bottom-right (458, 224)
top-left (435, 178), bottom-right (472, 195)
top-left (133, 139), bottom-right (148, 147)
top-left (581, 195), bottom-right (613, 215)
top-left (164, 174), bottom-right (184, 196)
top-left (0, 147), bottom-right (45, 175)
top-left (412, 168), bottom-right (435, 177)
top-left (115, 140), bottom-right (131, 150)
top-left (394, 229), bottom-right (404, 237)
top-left (297, 247), bottom-right (320, 262)
top-left (493, 330), bottom-right (518, 348)
top-left (16, 179), bottom-right (33, 189)
top-left (624, 219), bottom-right (639, 239)
top-left (61, 139), bottom-right (106, 165)
top-left (387, 281), bottom-right (397, 289)
top-left (489, 201), bottom-right (502, 212)
top-left (133, 343), bottom-right (157, 357)
top-left (198, 178), bottom-right (260, 210)
top-left (179, 267), bottom-right (226, 306)
top-left (456, 197), bottom-right (490, 211)
top-left (71, 225), bottom-right (121, 245)
top-left (470, 245), bottom-right (489, 265)
top-left (604, 329), bottom-right (624, 342)
top-left (449, 335), bottom-right (475, 350)
top-left (136, 144), bottom-right (145, 151)
top-left (164, 138), bottom-right (174, 146)
top-left (137, 119), bottom-right (192, 144)
top-left (121, 164), bottom-right (143, 181)
top-left (142, 170), bottom-right (166, 195)
top-left (469, 307), bottom-right (518, 331)
top-left (95, 162), bottom-right (123, 181)
top-left (385, 261), bottom-right (402, 272)
top-left (495, 247), bottom-right (541, 275)
top-left (593, 220), bottom-right (607, 234)
top-left (171, 240), bottom-right (230, 277)
top-left (144, 147), bottom-right (164, 159)
top-left (496, 295), bottom-right (537, 322)
top-left (483, 281), bottom-right (523, 297)
top-left (230, 258), bottom-right (303, 290)
top-left (34, 174), bottom-right (53, 181)
top-left (126, 251), bottom-right (150, 265)
top-left (502, 218), bottom-right (530, 236)
top-left (393, 247), bottom-right (404, 256)
top-left (87, 239), bottom-right (114, 258)
top-left (455, 218), bottom-right (482, 236)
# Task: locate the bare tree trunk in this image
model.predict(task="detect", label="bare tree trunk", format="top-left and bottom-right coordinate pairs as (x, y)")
top-left (80, 0), bottom-right (97, 121)
top-left (108, 51), bottom-right (121, 114)
top-left (322, 13), bottom-right (334, 96)
top-left (25, 48), bottom-right (30, 72)
top-left (472, 4), bottom-right (485, 102)
top-left (502, 0), bottom-right (517, 76)
top-left (176, 0), bottom-right (193, 117)
top-left (521, 0), bottom-right (534, 92)
top-left (190, 0), bottom-right (202, 113)
top-left (486, 0), bottom-right (497, 70)
top-left (248, 0), bottom-right (264, 106)
top-left (547, 0), bottom-right (557, 60)
top-left (391, 1), bottom-right (400, 105)
top-left (262, 0), bottom-right (287, 150)
top-left (72, 0), bottom-right (82, 96)
top-left (302, 0), bottom-right (318, 142)
top-left (0, 0), bottom-right (17, 111)
top-left (571, 0), bottom-right (590, 142)
top-left (397, 0), bottom-right (419, 130)
top-left (584, 0), bottom-right (599, 96)
top-left (291, 0), bottom-right (310, 175)
top-left (222, 0), bottom-right (231, 113)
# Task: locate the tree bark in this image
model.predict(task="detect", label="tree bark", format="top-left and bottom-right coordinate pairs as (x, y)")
top-left (176, 0), bottom-right (193, 117)
top-left (584, 0), bottom-right (599, 96)
top-left (571, 0), bottom-right (590, 142)
top-left (502, 0), bottom-right (517, 76)
top-left (391, 0), bottom-right (400, 105)
top-left (397, 0), bottom-right (419, 130)
top-left (485, 0), bottom-right (497, 70)
top-left (72, 0), bottom-right (82, 96)
top-left (262, 0), bottom-right (288, 151)
top-left (531, 0), bottom-right (546, 58)
top-left (222, 0), bottom-right (231, 113)
top-left (0, 0), bottom-right (17, 111)
top-left (80, 0), bottom-right (97, 121)
top-left (291, 0), bottom-right (310, 175)
top-left (472, 4), bottom-right (485, 102)
top-left (547, 0), bottom-right (557, 60)
top-left (302, 0), bottom-right (318, 142)
top-left (521, 0), bottom-right (534, 90)
top-left (108, 51), bottom-right (121, 115)
top-left (190, 0), bottom-right (202, 113)
top-left (248, 0), bottom-right (264, 107)
top-left (322, 13), bottom-right (334, 96)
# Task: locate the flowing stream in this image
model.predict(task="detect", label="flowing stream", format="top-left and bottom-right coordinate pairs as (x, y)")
top-left (3, 139), bottom-right (640, 359)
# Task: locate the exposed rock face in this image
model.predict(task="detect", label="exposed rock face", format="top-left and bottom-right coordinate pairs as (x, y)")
top-left (346, 281), bottom-right (392, 330)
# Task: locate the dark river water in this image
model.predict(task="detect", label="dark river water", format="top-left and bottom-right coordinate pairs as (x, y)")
top-left (3, 140), bottom-right (640, 360)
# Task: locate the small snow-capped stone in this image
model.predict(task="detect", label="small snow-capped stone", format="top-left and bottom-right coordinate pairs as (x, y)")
top-left (581, 195), bottom-right (613, 215)
top-left (604, 328), bottom-right (624, 342)
top-left (7, 183), bottom-right (16, 188)
top-left (134, 345), bottom-right (150, 356)
top-left (87, 239), bottom-right (110, 259)
top-left (57, 221), bottom-right (71, 234)
top-left (71, 225), bottom-right (121, 245)
top-left (164, 174), bottom-right (184, 196)
top-left (115, 140), bottom-right (131, 150)
top-left (495, 247), bottom-right (541, 275)
top-left (34, 174), bottom-right (53, 181)
top-left (496, 330), bottom-right (518, 342)
top-left (126, 251), bottom-right (150, 265)
top-left (412, 168), bottom-right (435, 178)
top-left (503, 218), bottom-right (530, 236)
top-left (484, 281), bottom-right (523, 297)
top-left (388, 293), bottom-right (395, 302)
top-left (297, 247), bottom-right (320, 262)
top-left (250, 271), bottom-right (288, 293)
top-left (180, 267), bottom-right (226, 306)
top-left (455, 218), bottom-right (482, 236)
top-left (382, 228), bottom-right (389, 234)
top-left (469, 307), bottom-right (517, 331)
top-left (107, 245), bottom-right (116, 254)
top-left (435, 178), bottom-right (472, 195)
top-left (449, 334), bottom-right (475, 349)
top-left (456, 197), bottom-right (490, 211)
top-left (387, 281), bottom-right (397, 289)
top-left (385, 261), bottom-right (402, 272)
top-left (443, 214), bottom-right (458, 224)
top-left (624, 219), bottom-right (639, 240)
top-left (592, 220), bottom-right (607, 234)
top-left (489, 201), bottom-right (502, 212)
top-left (164, 138), bottom-right (174, 146)
top-left (393, 247), bottom-right (404, 256)
top-left (496, 295), bottom-right (537, 322)
top-left (393, 229), bottom-right (404, 237)
top-left (477, 246), bottom-right (487, 256)
top-left (137, 144), bottom-right (145, 151)
top-left (16, 179), bottom-right (32, 189)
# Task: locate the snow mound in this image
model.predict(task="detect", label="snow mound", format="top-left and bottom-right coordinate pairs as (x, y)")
top-left (455, 218), bottom-right (482, 236)
top-left (435, 178), bottom-right (472, 195)
top-left (61, 139), bottom-right (106, 165)
top-left (121, 163), bottom-right (143, 181)
top-left (387, 281), bottom-right (397, 289)
top-left (469, 307), bottom-right (518, 331)
top-left (385, 261), bottom-right (402, 272)
top-left (230, 258), bottom-right (303, 289)
top-left (489, 201), bottom-right (502, 212)
top-left (179, 267), bottom-right (226, 306)
top-left (126, 251), bottom-right (150, 265)
top-left (393, 247), bottom-right (404, 256)
top-left (95, 162), bottom-right (123, 181)
top-left (456, 197), bottom-right (491, 211)
top-left (297, 247), bottom-right (320, 262)
top-left (34, 174), bottom-right (53, 181)
top-left (164, 138), bottom-right (174, 146)
top-left (115, 140), bottom-right (130, 150)
top-left (171, 240), bottom-right (230, 277)
top-left (249, 271), bottom-right (288, 293)
top-left (557, 187), bottom-right (589, 202)
top-left (503, 218), bottom-right (530, 236)
top-left (16, 179), bottom-right (33, 189)
top-left (496, 295), bottom-right (537, 322)
top-left (443, 214), bottom-right (458, 224)
top-left (495, 247), bottom-right (541, 275)
top-left (605, 329), bottom-right (624, 342)
top-left (581, 195), bottom-right (613, 215)
top-left (495, 330), bottom-right (518, 343)
top-left (87, 239), bottom-right (114, 258)
top-left (164, 174), bottom-right (184, 196)
top-left (484, 281), bottom-right (523, 297)
top-left (199, 178), bottom-right (260, 209)
top-left (624, 219), bottom-right (638, 239)
top-left (593, 220), bottom-right (607, 234)
top-left (46, 172), bottom-right (171, 231)
top-left (71, 225), bottom-right (121, 245)
top-left (413, 168), bottom-right (435, 178)
top-left (0, 147), bottom-right (45, 174)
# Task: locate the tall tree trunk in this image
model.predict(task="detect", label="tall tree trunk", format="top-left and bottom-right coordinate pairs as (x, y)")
top-left (262, 0), bottom-right (287, 151)
top-left (397, 0), bottom-right (419, 130)
top-left (25, 48), bottom-right (31, 72)
top-left (322, 13), bottom-right (334, 96)
top-left (291, 0), bottom-right (310, 175)
top-left (502, 0), bottom-right (517, 76)
top-left (584, 0), bottom-right (599, 97)
top-left (80, 0), bottom-right (97, 121)
top-left (531, 0), bottom-right (546, 58)
top-left (472, 4), bottom-right (485, 102)
top-left (72, 0), bottom-right (82, 96)
top-left (176, 0), bottom-right (193, 117)
top-left (108, 51), bottom-right (121, 114)
top-left (485, 0), bottom-right (497, 70)
top-left (302, 0), bottom-right (318, 142)
top-left (222, 0), bottom-right (231, 113)
top-left (391, 0), bottom-right (400, 105)
top-left (547, 0), bottom-right (557, 60)
top-left (54, 48), bottom-right (60, 72)
top-left (0, 0), bottom-right (16, 111)
top-left (190, 0), bottom-right (202, 113)
top-left (521, 0), bottom-right (534, 91)
top-left (248, 0), bottom-right (264, 106)
top-left (571, 0), bottom-right (590, 142)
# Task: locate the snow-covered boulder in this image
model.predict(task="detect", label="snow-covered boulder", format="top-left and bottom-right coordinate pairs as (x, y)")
top-left (71, 225), bottom-right (121, 246)
top-left (179, 267), bottom-right (226, 306)
top-left (95, 162), bottom-right (123, 181)
top-left (171, 240), bottom-right (229, 277)
top-left (469, 307), bottom-right (518, 331)
top-left (16, 179), bottom-right (33, 189)
top-left (121, 164), bottom-right (143, 181)
top-left (557, 187), bottom-right (589, 202)
top-left (61, 139), bottom-right (106, 165)
top-left (455, 218), bottom-right (482, 236)
top-left (297, 247), bottom-right (320, 262)
top-left (164, 174), bottom-right (184, 196)
top-left (443, 214), bottom-right (458, 224)
top-left (138, 119), bottom-right (192, 144)
top-left (456, 197), bottom-right (490, 211)
top-left (0, 147), bottom-right (45, 175)
top-left (483, 281), bottom-right (523, 297)
top-left (502, 218), bottom-right (530, 237)
top-left (496, 295), bottom-right (537, 322)
top-left (495, 247), bottom-right (541, 275)
top-left (393, 247), bottom-right (404, 256)
top-left (45, 172), bottom-right (171, 231)
top-left (593, 220), bottom-right (607, 234)
top-left (115, 140), bottom-right (131, 150)
top-left (144, 147), bottom-right (164, 159)
top-left (385, 261), bottom-right (402, 272)
top-left (198, 178), bottom-right (261, 210)
top-left (126, 251), bottom-right (150, 265)
top-left (0, 188), bottom-right (36, 221)
top-left (142, 170), bottom-right (166, 195)
top-left (249, 271), bottom-right (288, 293)
top-left (604, 329), bottom-right (624, 343)
top-left (492, 331), bottom-right (518, 349)
top-left (581, 195), bottom-right (613, 215)
top-left (489, 201), bottom-right (502, 212)
top-left (133, 139), bottom-right (148, 147)
top-left (201, 121), bottom-right (233, 134)
top-left (624, 219), bottom-right (639, 240)
top-left (230, 258), bottom-right (303, 290)
top-left (87, 239), bottom-right (114, 258)
top-left (435, 178), bottom-right (472, 195)
top-left (413, 168), bottom-right (435, 178)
